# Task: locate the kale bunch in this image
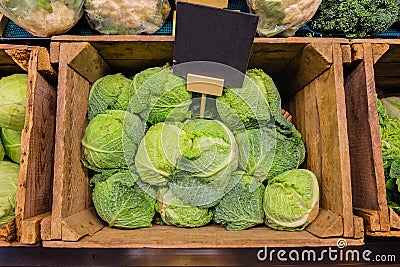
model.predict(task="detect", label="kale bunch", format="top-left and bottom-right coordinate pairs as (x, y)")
top-left (310, 0), bottom-right (399, 37)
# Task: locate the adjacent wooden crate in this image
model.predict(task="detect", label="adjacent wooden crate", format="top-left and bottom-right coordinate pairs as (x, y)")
top-left (43, 36), bottom-right (363, 248)
top-left (0, 45), bottom-right (57, 246)
top-left (345, 40), bottom-right (400, 237)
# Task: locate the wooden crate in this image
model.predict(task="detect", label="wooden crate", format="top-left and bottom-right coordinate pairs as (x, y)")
top-left (0, 45), bottom-right (57, 246)
top-left (346, 40), bottom-right (400, 237)
top-left (43, 36), bottom-right (363, 248)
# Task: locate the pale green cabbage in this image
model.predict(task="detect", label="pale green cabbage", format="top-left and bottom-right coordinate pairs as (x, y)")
top-left (131, 66), bottom-right (192, 124)
top-left (1, 128), bottom-right (21, 164)
top-left (88, 73), bottom-right (134, 120)
top-left (0, 74), bottom-right (27, 131)
top-left (135, 122), bottom-right (192, 186)
top-left (82, 110), bottom-right (145, 171)
top-left (156, 188), bottom-right (213, 228)
top-left (213, 172), bottom-right (265, 230)
top-left (168, 119), bottom-right (239, 208)
top-left (264, 169), bottom-right (319, 231)
top-left (0, 161), bottom-right (19, 229)
top-left (91, 169), bottom-right (156, 229)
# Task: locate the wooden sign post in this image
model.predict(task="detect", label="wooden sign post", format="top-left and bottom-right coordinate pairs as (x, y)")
top-left (173, 2), bottom-right (258, 118)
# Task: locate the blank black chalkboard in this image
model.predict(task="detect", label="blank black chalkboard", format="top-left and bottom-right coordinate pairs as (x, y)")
top-left (173, 2), bottom-right (259, 88)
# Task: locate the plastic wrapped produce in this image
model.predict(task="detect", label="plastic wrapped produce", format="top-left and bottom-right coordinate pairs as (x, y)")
top-left (0, 0), bottom-right (84, 37)
top-left (84, 0), bottom-right (171, 35)
top-left (247, 0), bottom-right (322, 37)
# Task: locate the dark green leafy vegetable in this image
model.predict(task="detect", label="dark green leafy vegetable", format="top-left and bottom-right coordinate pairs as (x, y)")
top-left (88, 73), bottom-right (134, 120)
top-left (213, 172), bottom-right (265, 230)
top-left (377, 97), bottom-right (400, 215)
top-left (236, 125), bottom-right (305, 182)
top-left (310, 0), bottom-right (399, 37)
top-left (131, 66), bottom-right (192, 124)
top-left (157, 188), bottom-right (213, 227)
top-left (91, 169), bottom-right (156, 229)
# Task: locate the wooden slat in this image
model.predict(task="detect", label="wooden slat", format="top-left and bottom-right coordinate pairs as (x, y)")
top-left (20, 212), bottom-right (51, 244)
top-left (91, 41), bottom-right (174, 60)
top-left (346, 43), bottom-right (391, 233)
top-left (50, 42), bottom-right (60, 66)
top-left (186, 0), bottom-right (228, 8)
top-left (354, 208), bottom-right (381, 232)
top-left (0, 219), bottom-right (16, 242)
top-left (279, 43), bottom-right (332, 99)
top-left (51, 43), bottom-right (93, 240)
top-left (314, 43), bottom-right (353, 237)
top-left (15, 48), bottom-right (57, 244)
top-left (353, 216), bottom-right (364, 239)
top-left (389, 208), bottom-right (400, 230)
top-left (68, 43), bottom-right (110, 83)
top-left (341, 44), bottom-right (351, 64)
top-left (40, 215), bottom-right (52, 241)
top-left (306, 209), bottom-right (343, 237)
top-left (61, 207), bottom-right (104, 242)
top-left (43, 225), bottom-right (363, 249)
top-left (376, 44), bottom-right (400, 63)
top-left (371, 43), bottom-right (390, 64)
top-left (366, 230), bottom-right (400, 237)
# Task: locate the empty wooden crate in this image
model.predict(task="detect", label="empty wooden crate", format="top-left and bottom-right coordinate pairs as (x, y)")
top-left (0, 45), bottom-right (57, 246)
top-left (346, 40), bottom-right (400, 237)
top-left (43, 36), bottom-right (363, 248)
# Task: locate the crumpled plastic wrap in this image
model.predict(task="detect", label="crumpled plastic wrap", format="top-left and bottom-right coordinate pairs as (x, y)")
top-left (0, 0), bottom-right (84, 37)
top-left (247, 0), bottom-right (322, 37)
top-left (84, 0), bottom-right (171, 35)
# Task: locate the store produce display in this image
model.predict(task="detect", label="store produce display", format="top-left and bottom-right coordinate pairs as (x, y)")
top-left (83, 66), bottom-right (319, 232)
top-left (0, 74), bottom-right (26, 232)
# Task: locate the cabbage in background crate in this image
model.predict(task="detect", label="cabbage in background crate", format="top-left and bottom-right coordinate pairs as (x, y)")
top-left (0, 0), bottom-right (84, 37)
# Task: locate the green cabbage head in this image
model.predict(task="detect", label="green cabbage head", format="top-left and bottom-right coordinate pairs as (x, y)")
top-left (82, 110), bottom-right (145, 171)
top-left (236, 125), bottom-right (305, 182)
top-left (131, 66), bottom-right (192, 124)
top-left (1, 128), bottom-right (21, 164)
top-left (91, 169), bottom-right (156, 229)
top-left (168, 119), bottom-right (239, 208)
top-left (264, 169), bottom-right (319, 231)
top-left (213, 172), bottom-right (265, 230)
top-left (135, 122), bottom-right (192, 186)
top-left (156, 188), bottom-right (213, 228)
top-left (0, 74), bottom-right (27, 131)
top-left (88, 73), bottom-right (134, 120)
top-left (0, 161), bottom-right (19, 229)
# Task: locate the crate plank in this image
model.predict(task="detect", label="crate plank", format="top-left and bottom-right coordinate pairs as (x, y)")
top-left (20, 212), bottom-right (51, 244)
top-left (279, 44), bottom-right (332, 99)
top-left (51, 44), bottom-right (93, 240)
top-left (40, 215), bottom-right (52, 241)
top-left (389, 208), bottom-right (400, 230)
top-left (306, 209), bottom-right (343, 237)
top-left (43, 225), bottom-right (363, 248)
top-left (61, 207), bottom-right (104, 242)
